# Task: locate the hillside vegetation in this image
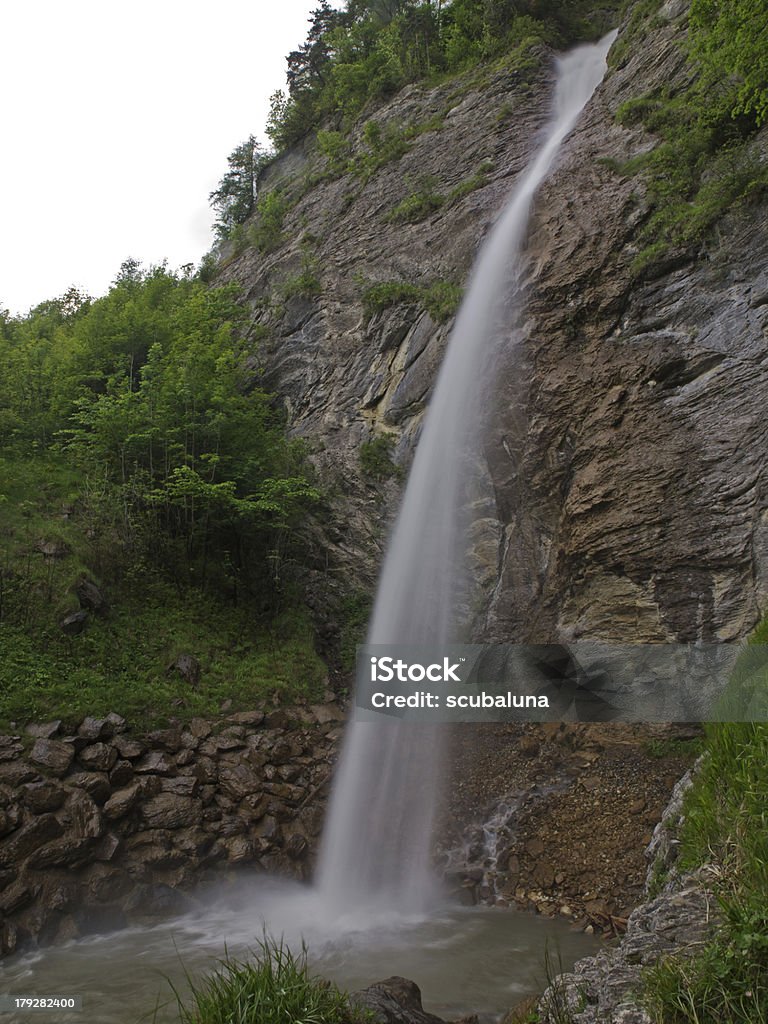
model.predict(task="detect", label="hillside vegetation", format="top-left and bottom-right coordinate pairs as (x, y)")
top-left (0, 264), bottom-right (323, 728)
top-left (265, 0), bottom-right (622, 151)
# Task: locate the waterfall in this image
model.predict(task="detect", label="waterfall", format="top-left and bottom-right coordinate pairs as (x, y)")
top-left (316, 32), bottom-right (617, 919)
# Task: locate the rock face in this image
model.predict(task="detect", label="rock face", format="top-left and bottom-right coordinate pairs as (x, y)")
top-left (535, 763), bottom-right (715, 1024)
top-left (219, 2), bottom-right (767, 645)
top-left (0, 702), bottom-right (343, 956)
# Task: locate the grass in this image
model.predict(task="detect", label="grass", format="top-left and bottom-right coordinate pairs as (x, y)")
top-left (384, 161), bottom-right (494, 225)
top-left (641, 661), bottom-right (768, 1020)
top-left (170, 937), bottom-right (368, 1024)
top-left (361, 279), bottom-right (462, 324)
top-left (385, 183), bottom-right (445, 225)
top-left (642, 736), bottom-right (705, 760)
top-left (0, 453), bottom-right (327, 730)
top-left (0, 597), bottom-right (326, 731)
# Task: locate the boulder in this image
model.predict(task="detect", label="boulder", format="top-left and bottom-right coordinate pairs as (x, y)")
top-left (0, 815), bottom-right (64, 865)
top-left (60, 609), bottom-right (89, 635)
top-left (188, 718), bottom-right (212, 739)
top-left (78, 717), bottom-right (113, 741)
top-left (141, 794), bottom-right (202, 830)
top-left (105, 712), bottom-right (127, 734)
top-left (22, 780), bottom-right (67, 814)
top-left (0, 736), bottom-right (23, 762)
top-left (75, 577), bottom-right (108, 614)
top-left (112, 734), bottom-right (145, 760)
top-left (227, 710), bottom-right (265, 727)
top-left (29, 738), bottom-right (74, 777)
top-left (160, 777), bottom-right (199, 797)
top-left (68, 790), bottom-right (104, 839)
top-left (109, 760), bottom-right (134, 788)
top-left (167, 653), bottom-right (200, 687)
top-left (78, 743), bottom-right (118, 772)
top-left (0, 882), bottom-right (38, 915)
top-left (103, 784), bottom-right (142, 821)
top-left (69, 772), bottom-right (112, 804)
top-left (219, 764), bottom-right (261, 801)
top-left (25, 721), bottom-right (62, 740)
top-left (145, 728), bottom-right (182, 753)
top-left (135, 751), bottom-right (175, 776)
top-left (350, 977), bottom-right (449, 1024)
top-left (27, 836), bottom-right (95, 870)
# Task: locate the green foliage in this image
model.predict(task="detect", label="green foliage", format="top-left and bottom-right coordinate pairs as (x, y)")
top-left (171, 937), bottom-right (368, 1024)
top-left (249, 190), bottom-right (289, 253)
top-left (352, 119), bottom-right (412, 181)
top-left (690, 0), bottom-right (768, 127)
top-left (359, 436), bottom-right (402, 480)
top-left (362, 280), bottom-right (421, 316)
top-left (447, 159), bottom-right (495, 201)
top-left (317, 128), bottom-right (352, 174)
top-left (386, 177), bottom-right (445, 223)
top-left (0, 265), bottom-right (323, 725)
top-left (642, 735), bottom-right (705, 760)
top-left (209, 135), bottom-right (267, 243)
top-left (0, 598), bottom-right (325, 730)
top-left (642, 705), bottom-right (768, 1017)
top-left (266, 0), bottom-right (621, 151)
top-left (337, 590), bottom-right (372, 673)
top-left (282, 248), bottom-right (322, 300)
top-left (422, 280), bottom-right (462, 322)
top-left (607, 0), bottom-right (664, 70)
top-left (613, 1), bottom-right (768, 272)
top-left (362, 278), bottom-right (462, 323)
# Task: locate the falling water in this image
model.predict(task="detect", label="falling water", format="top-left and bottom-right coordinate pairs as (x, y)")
top-left (317, 32), bottom-right (617, 918)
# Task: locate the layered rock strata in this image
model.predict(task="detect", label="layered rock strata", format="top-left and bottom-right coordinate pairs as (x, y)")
top-left (220, 1), bottom-right (768, 646)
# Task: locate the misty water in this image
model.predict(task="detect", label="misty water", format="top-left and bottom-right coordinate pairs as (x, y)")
top-left (1, 876), bottom-right (598, 1023)
top-left (318, 30), bottom-right (617, 914)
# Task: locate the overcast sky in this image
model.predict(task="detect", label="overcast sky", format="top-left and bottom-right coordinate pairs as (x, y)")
top-left (0, 0), bottom-right (318, 315)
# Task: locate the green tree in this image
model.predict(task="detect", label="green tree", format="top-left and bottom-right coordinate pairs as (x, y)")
top-left (690, 0), bottom-right (768, 126)
top-left (209, 135), bottom-right (266, 242)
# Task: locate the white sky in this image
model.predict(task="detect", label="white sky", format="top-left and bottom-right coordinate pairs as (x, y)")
top-left (0, 0), bottom-right (318, 315)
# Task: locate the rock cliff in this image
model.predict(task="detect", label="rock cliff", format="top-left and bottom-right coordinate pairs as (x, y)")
top-left (219, 0), bottom-right (768, 646)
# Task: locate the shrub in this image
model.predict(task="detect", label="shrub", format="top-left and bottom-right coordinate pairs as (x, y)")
top-left (422, 281), bottom-right (463, 323)
top-left (362, 281), bottom-right (422, 317)
top-left (352, 120), bottom-right (411, 182)
top-left (386, 178), bottom-right (446, 224)
top-left (317, 130), bottom-right (351, 175)
top-left (249, 191), bottom-right (288, 253)
top-left (282, 251), bottom-right (322, 300)
top-left (613, 0), bottom-right (768, 267)
top-left (361, 280), bottom-right (462, 324)
top-left (359, 436), bottom-right (402, 481)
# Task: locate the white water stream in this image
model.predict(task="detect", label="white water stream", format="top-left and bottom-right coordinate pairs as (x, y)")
top-left (317, 31), bottom-right (617, 917)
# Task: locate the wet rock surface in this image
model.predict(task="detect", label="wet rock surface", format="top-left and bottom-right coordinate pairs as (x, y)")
top-left (0, 702), bottom-right (344, 956)
top-left (351, 976), bottom-right (476, 1024)
top-left (439, 723), bottom-right (698, 930)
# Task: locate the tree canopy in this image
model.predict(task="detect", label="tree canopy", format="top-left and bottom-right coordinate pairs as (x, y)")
top-left (0, 264), bottom-right (318, 603)
top-left (266, 0), bottom-right (617, 150)
top-left (209, 135), bottom-right (268, 242)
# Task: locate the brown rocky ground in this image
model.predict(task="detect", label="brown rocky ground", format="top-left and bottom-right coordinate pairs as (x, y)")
top-left (437, 723), bottom-right (700, 935)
